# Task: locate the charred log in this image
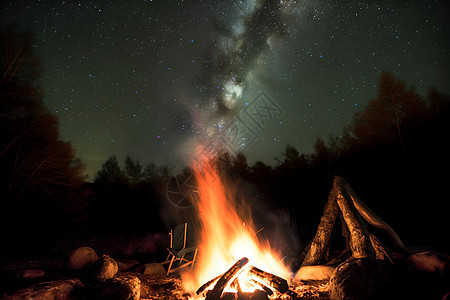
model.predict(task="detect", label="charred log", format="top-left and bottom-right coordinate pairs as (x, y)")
top-left (205, 257), bottom-right (249, 300)
top-left (247, 266), bottom-right (288, 294)
top-left (249, 279), bottom-right (273, 296)
top-left (196, 274), bottom-right (221, 295)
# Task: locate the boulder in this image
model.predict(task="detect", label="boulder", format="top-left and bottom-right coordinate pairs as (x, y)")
top-left (136, 262), bottom-right (166, 275)
top-left (2, 278), bottom-right (83, 300)
top-left (406, 251), bottom-right (449, 273)
top-left (98, 274), bottom-right (141, 300)
top-left (329, 257), bottom-right (393, 300)
top-left (293, 265), bottom-right (336, 282)
top-left (93, 255), bottom-right (119, 281)
top-left (67, 246), bottom-right (98, 271)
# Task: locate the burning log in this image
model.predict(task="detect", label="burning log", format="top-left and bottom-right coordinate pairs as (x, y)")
top-left (247, 266), bottom-right (288, 294)
top-left (196, 274), bottom-right (221, 295)
top-left (205, 257), bottom-right (249, 300)
top-left (249, 279), bottom-right (273, 296)
top-left (198, 260), bottom-right (293, 299)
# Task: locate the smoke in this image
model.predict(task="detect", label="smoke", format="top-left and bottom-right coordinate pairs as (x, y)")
top-left (191, 0), bottom-right (298, 154)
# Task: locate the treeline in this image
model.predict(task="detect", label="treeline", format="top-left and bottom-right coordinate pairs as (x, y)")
top-left (0, 25), bottom-right (86, 257)
top-left (87, 155), bottom-right (171, 235)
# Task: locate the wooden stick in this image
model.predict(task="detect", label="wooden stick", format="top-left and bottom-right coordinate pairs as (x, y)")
top-left (250, 279), bottom-right (273, 296)
top-left (248, 266), bottom-right (288, 294)
top-left (205, 257), bottom-right (249, 300)
top-left (196, 274), bottom-right (221, 295)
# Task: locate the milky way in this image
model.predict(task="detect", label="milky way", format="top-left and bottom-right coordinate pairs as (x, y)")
top-left (1, 0), bottom-right (449, 178)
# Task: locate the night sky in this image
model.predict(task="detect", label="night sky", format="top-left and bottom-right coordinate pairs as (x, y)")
top-left (1, 0), bottom-right (449, 179)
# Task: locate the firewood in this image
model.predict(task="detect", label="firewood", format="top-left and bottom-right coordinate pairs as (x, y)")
top-left (344, 178), bottom-right (409, 255)
top-left (301, 176), bottom-right (341, 266)
top-left (249, 279), bottom-right (273, 296)
top-left (335, 181), bottom-right (375, 259)
top-left (248, 266), bottom-right (288, 294)
top-left (205, 257), bottom-right (249, 300)
top-left (196, 274), bottom-right (221, 295)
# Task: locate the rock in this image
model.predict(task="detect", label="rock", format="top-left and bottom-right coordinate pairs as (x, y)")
top-left (98, 274), bottom-right (140, 300)
top-left (136, 262), bottom-right (166, 275)
top-left (2, 278), bottom-right (83, 299)
top-left (67, 246), bottom-right (98, 271)
top-left (293, 265), bottom-right (336, 282)
top-left (16, 269), bottom-right (46, 279)
top-left (406, 251), bottom-right (449, 273)
top-left (93, 255), bottom-right (119, 281)
top-left (329, 257), bottom-right (393, 300)
top-left (116, 258), bottom-right (139, 272)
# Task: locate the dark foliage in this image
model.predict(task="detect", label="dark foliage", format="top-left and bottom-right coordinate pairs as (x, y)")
top-left (89, 155), bottom-right (168, 236)
top-left (0, 25), bottom-right (86, 258)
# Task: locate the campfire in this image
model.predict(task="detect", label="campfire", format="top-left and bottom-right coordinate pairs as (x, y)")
top-left (182, 152), bottom-right (293, 299)
top-left (195, 257), bottom-right (292, 299)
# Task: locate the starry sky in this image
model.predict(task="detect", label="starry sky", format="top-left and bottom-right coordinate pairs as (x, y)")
top-left (1, 0), bottom-right (449, 179)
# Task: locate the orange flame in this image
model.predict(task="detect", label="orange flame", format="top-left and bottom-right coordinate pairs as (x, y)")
top-left (182, 150), bottom-right (291, 297)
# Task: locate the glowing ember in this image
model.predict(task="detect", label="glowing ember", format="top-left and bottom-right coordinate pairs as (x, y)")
top-left (182, 150), bottom-right (291, 298)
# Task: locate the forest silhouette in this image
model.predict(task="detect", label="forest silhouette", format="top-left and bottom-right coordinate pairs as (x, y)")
top-left (1, 26), bottom-right (449, 259)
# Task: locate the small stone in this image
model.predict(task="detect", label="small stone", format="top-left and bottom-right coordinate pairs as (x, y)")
top-left (93, 255), bottom-right (119, 281)
top-left (67, 246), bottom-right (98, 270)
top-left (293, 265), bottom-right (336, 282)
top-left (137, 262), bottom-right (166, 275)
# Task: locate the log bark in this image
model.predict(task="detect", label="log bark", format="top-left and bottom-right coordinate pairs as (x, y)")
top-left (250, 279), bottom-right (273, 296)
top-left (300, 175), bottom-right (405, 267)
top-left (196, 274), bottom-right (221, 295)
top-left (205, 257), bottom-right (249, 300)
top-left (301, 177), bottom-right (341, 266)
top-left (343, 179), bottom-right (409, 255)
top-left (248, 266), bottom-right (288, 294)
top-left (335, 181), bottom-right (375, 259)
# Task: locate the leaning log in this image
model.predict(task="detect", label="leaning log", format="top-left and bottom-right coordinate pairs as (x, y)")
top-left (335, 180), bottom-right (375, 259)
top-left (250, 279), bottom-right (274, 296)
top-left (205, 257), bottom-right (249, 300)
top-left (301, 177), bottom-right (341, 266)
top-left (196, 274), bottom-right (221, 295)
top-left (248, 266), bottom-right (288, 294)
top-left (343, 178), bottom-right (409, 255)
